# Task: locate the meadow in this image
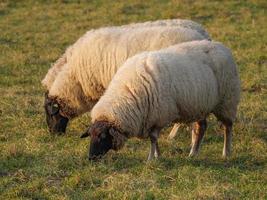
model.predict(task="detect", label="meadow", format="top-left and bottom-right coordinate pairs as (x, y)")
top-left (0, 0), bottom-right (266, 199)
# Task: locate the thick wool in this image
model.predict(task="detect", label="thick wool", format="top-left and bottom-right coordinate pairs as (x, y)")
top-left (91, 40), bottom-right (241, 138)
top-left (44, 26), bottom-right (210, 117)
top-left (120, 19), bottom-right (210, 39)
top-left (42, 19), bottom-right (210, 91)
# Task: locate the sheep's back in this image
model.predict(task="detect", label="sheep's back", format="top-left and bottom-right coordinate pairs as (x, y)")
top-left (42, 19), bottom-right (210, 93)
top-left (71, 26), bottom-right (207, 100)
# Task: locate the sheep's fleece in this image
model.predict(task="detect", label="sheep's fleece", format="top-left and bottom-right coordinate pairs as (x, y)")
top-left (42, 20), bottom-right (211, 119)
top-left (91, 40), bottom-right (241, 138)
top-left (42, 19), bottom-right (210, 92)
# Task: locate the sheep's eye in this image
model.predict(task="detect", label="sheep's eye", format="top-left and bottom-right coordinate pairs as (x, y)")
top-left (51, 103), bottom-right (59, 115)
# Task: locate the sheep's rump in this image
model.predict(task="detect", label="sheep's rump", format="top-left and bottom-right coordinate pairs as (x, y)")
top-left (42, 19), bottom-right (210, 91)
top-left (91, 40), bottom-right (240, 137)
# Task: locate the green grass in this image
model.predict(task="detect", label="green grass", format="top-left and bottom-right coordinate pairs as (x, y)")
top-left (0, 0), bottom-right (266, 199)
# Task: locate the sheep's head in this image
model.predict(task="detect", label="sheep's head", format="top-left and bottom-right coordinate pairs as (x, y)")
top-left (81, 121), bottom-right (127, 160)
top-left (44, 92), bottom-right (74, 134)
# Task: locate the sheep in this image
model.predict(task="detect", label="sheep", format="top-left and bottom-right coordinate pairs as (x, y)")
top-left (42, 22), bottom-right (211, 133)
top-left (80, 40), bottom-right (241, 161)
top-left (42, 19), bottom-right (210, 91)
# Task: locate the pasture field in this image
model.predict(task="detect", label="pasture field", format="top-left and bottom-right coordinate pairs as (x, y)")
top-left (0, 0), bottom-right (266, 199)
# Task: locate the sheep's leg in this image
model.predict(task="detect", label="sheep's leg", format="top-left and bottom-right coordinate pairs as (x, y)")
top-left (222, 120), bottom-right (232, 158)
top-left (147, 129), bottom-right (161, 161)
top-left (168, 123), bottom-right (181, 140)
top-left (189, 119), bottom-right (207, 157)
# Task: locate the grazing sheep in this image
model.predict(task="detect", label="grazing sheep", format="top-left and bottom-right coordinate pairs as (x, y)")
top-left (81, 40), bottom-right (241, 161)
top-left (42, 19), bottom-right (210, 91)
top-left (42, 22), bottom-right (211, 134)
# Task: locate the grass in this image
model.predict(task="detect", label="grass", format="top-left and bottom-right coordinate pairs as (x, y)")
top-left (0, 0), bottom-right (266, 199)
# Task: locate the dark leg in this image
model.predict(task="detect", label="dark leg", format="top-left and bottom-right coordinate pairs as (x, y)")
top-left (222, 120), bottom-right (233, 158)
top-left (189, 119), bottom-right (207, 157)
top-left (147, 129), bottom-right (161, 161)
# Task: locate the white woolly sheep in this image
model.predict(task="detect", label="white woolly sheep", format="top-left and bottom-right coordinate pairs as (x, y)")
top-left (42, 21), bottom-right (211, 133)
top-left (81, 40), bottom-right (241, 161)
top-left (42, 19), bottom-right (210, 91)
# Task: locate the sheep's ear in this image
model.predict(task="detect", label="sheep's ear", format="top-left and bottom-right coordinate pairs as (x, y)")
top-left (109, 128), bottom-right (126, 150)
top-left (80, 127), bottom-right (91, 138)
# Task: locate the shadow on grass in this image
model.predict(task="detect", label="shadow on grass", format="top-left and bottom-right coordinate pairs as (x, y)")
top-left (257, 131), bottom-right (267, 144)
top-left (0, 152), bottom-right (38, 176)
top-left (89, 151), bottom-right (266, 174)
top-left (76, 152), bottom-right (145, 173)
top-left (157, 155), bottom-right (266, 172)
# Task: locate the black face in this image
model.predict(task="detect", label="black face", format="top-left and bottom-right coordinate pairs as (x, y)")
top-left (44, 93), bottom-right (69, 134)
top-left (81, 121), bottom-right (126, 161)
top-left (89, 128), bottom-right (113, 160)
